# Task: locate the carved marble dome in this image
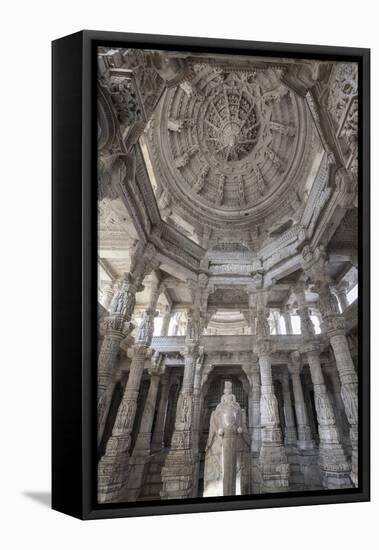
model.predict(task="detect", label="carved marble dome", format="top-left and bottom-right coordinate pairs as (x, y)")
top-left (147, 62), bottom-right (316, 242)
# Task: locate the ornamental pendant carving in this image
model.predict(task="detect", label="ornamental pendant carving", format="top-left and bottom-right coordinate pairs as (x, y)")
top-left (110, 277), bottom-right (137, 321)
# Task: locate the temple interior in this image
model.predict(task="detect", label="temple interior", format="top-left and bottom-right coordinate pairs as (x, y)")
top-left (96, 47), bottom-right (358, 503)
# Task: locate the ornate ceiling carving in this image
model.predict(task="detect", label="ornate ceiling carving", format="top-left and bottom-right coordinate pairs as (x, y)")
top-left (96, 48), bottom-right (359, 327)
top-left (147, 61), bottom-right (315, 242)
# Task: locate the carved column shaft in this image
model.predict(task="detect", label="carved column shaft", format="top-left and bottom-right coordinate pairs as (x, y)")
top-left (133, 372), bottom-right (160, 452)
top-left (191, 358), bottom-right (205, 497)
top-left (97, 273), bottom-right (142, 447)
top-left (250, 368), bottom-right (261, 453)
top-left (98, 327), bottom-right (124, 399)
top-left (282, 370), bottom-right (297, 446)
top-left (151, 374), bottom-right (170, 451)
top-left (328, 331), bottom-right (358, 486)
top-left (97, 272), bottom-right (141, 399)
top-left (288, 364), bottom-right (315, 450)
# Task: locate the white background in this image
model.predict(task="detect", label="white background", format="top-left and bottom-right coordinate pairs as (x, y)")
top-left (0, 1), bottom-right (376, 548)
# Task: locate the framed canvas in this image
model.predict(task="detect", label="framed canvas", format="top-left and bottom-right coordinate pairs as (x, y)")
top-left (52, 30), bottom-right (370, 520)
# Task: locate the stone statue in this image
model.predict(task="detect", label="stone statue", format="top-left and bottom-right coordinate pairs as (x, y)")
top-left (203, 382), bottom-right (250, 497)
top-left (136, 311), bottom-right (154, 345)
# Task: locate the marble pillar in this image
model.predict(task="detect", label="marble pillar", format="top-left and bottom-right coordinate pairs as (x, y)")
top-left (281, 369), bottom-right (298, 446)
top-left (255, 338), bottom-right (289, 492)
top-left (151, 372), bottom-right (170, 452)
top-left (250, 364), bottom-right (261, 453)
top-left (302, 341), bottom-right (352, 489)
top-left (328, 365), bottom-right (352, 452)
top-left (126, 356), bottom-right (164, 501)
top-left (191, 349), bottom-right (205, 497)
top-left (97, 273), bottom-right (143, 447)
top-left (97, 343), bottom-right (152, 502)
top-left (245, 362), bottom-right (262, 494)
top-left (161, 339), bottom-right (200, 499)
top-left (328, 324), bottom-right (358, 487)
top-left (288, 357), bottom-right (315, 450)
top-left (98, 281), bottom-right (161, 502)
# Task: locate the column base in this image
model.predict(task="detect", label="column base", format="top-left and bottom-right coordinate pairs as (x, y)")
top-left (319, 442), bottom-right (353, 489)
top-left (160, 449), bottom-right (195, 499)
top-left (259, 441), bottom-right (290, 493)
top-left (97, 450), bottom-right (131, 503)
top-left (298, 449), bottom-right (323, 489)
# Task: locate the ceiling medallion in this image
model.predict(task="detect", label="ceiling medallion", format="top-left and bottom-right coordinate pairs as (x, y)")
top-left (203, 87), bottom-right (260, 162)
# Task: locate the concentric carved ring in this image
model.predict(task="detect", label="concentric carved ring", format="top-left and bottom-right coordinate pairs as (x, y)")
top-left (202, 88), bottom-right (260, 163)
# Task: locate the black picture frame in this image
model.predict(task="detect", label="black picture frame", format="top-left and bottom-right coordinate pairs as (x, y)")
top-left (52, 30), bottom-right (370, 520)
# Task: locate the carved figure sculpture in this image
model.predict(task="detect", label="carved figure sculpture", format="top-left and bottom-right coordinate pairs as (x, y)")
top-left (203, 381), bottom-right (250, 497)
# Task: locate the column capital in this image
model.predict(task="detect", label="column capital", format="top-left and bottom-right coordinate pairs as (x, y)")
top-left (326, 314), bottom-right (346, 338)
top-left (301, 339), bottom-right (321, 356)
top-left (183, 342), bottom-right (200, 357)
top-left (109, 272), bottom-right (144, 322)
top-left (129, 241), bottom-right (160, 283)
top-left (313, 280), bottom-right (340, 317)
top-left (102, 315), bottom-right (134, 335)
top-left (254, 339), bottom-right (274, 357)
top-left (301, 244), bottom-right (329, 283)
top-left (148, 364), bottom-right (165, 378)
top-left (131, 342), bottom-right (151, 359)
